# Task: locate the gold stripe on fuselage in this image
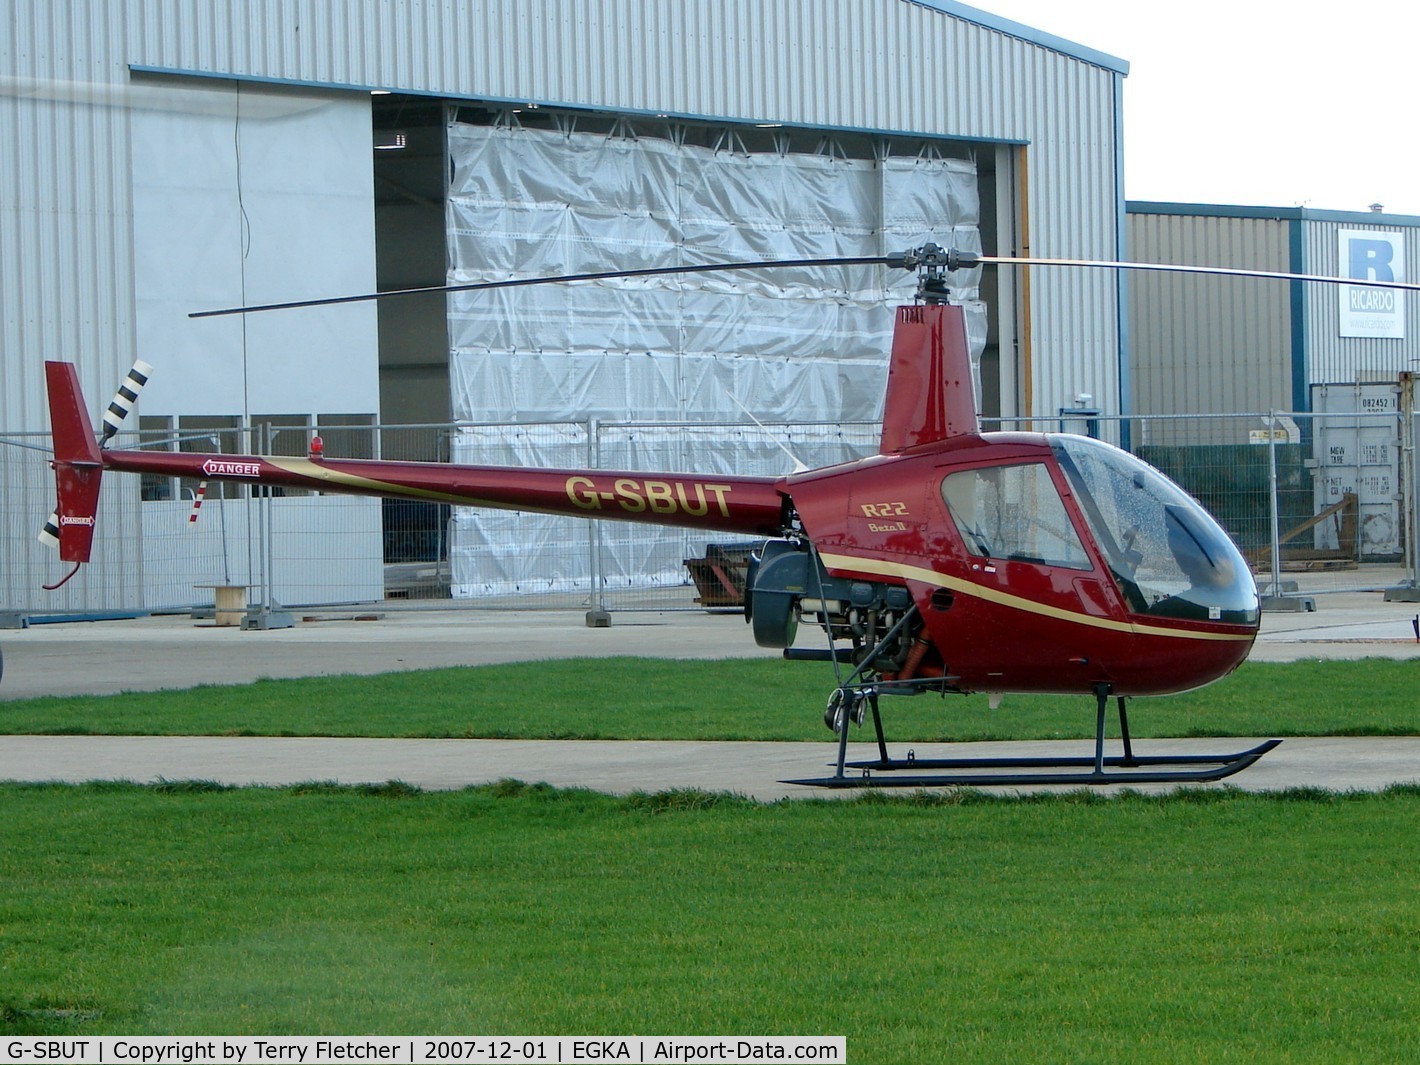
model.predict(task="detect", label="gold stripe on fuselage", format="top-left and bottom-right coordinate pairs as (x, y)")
top-left (817, 552), bottom-right (1254, 642)
top-left (267, 458), bottom-right (496, 507)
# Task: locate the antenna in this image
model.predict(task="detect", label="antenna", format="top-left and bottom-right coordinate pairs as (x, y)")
top-left (725, 390), bottom-right (808, 474)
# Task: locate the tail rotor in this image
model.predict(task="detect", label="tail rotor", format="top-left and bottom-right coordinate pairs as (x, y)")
top-left (100, 360), bottom-right (152, 444)
top-left (38, 359), bottom-right (152, 588)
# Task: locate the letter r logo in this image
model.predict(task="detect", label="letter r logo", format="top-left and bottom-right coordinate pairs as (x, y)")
top-left (1349, 238), bottom-right (1396, 283)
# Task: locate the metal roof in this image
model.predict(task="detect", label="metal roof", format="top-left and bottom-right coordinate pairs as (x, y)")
top-left (907, 0), bottom-right (1129, 74)
top-left (1130, 200), bottom-right (1420, 229)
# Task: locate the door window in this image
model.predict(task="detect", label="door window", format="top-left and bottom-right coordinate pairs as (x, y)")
top-left (941, 463), bottom-right (1091, 570)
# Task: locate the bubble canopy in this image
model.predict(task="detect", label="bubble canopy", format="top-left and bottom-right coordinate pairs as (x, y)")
top-left (1051, 435), bottom-right (1260, 626)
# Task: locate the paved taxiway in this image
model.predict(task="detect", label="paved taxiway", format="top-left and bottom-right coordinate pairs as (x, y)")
top-left (2, 590), bottom-right (1419, 799)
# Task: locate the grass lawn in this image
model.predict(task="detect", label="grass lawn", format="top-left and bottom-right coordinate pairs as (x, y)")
top-left (2, 781), bottom-right (1418, 1064)
top-left (3, 657), bottom-right (1418, 1060)
top-left (0, 656), bottom-right (1417, 741)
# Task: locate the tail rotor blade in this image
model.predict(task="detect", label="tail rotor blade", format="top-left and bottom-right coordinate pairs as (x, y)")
top-left (38, 511), bottom-right (60, 550)
top-left (100, 359), bottom-right (153, 443)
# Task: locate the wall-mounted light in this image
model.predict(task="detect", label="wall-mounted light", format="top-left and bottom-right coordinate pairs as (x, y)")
top-left (374, 130), bottom-right (407, 150)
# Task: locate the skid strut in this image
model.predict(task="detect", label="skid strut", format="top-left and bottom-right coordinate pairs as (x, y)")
top-left (787, 682), bottom-right (1281, 789)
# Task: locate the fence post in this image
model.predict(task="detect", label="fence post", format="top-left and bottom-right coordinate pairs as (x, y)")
top-left (1384, 376), bottom-right (1420, 601)
top-left (1258, 411), bottom-right (1315, 611)
top-left (1413, 406), bottom-right (1420, 590)
top-left (245, 420), bottom-right (293, 630)
top-left (585, 416), bottom-right (610, 626)
top-left (1267, 411), bottom-right (1284, 600)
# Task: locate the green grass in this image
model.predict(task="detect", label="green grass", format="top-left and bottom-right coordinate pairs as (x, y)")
top-left (2, 781), bottom-right (1418, 1063)
top-left (5, 659), bottom-right (1418, 1059)
top-left (1, 656), bottom-right (1419, 740)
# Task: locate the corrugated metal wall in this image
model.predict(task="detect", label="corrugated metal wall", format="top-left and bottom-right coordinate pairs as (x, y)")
top-left (1127, 206), bottom-right (1420, 418)
top-left (118, 0), bottom-right (1124, 421)
top-left (1, 2), bottom-right (136, 431)
top-left (3, 0), bottom-right (1125, 611)
top-left (3, 0), bottom-right (1125, 430)
top-left (1301, 218), bottom-right (1420, 386)
top-left (1, 4), bottom-right (149, 608)
top-left (1127, 209), bottom-right (1293, 419)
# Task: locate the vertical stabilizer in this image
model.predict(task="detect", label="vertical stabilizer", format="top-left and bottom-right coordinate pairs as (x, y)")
top-left (878, 304), bottom-right (978, 454)
top-left (43, 361), bottom-right (104, 564)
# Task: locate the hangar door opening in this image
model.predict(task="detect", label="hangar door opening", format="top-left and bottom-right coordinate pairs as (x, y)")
top-left (374, 102), bottom-right (1011, 600)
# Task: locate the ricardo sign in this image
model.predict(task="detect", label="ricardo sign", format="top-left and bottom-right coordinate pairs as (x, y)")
top-left (1339, 229), bottom-right (1406, 339)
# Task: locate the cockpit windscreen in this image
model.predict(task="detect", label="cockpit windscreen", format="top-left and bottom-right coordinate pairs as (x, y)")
top-left (1052, 435), bottom-right (1260, 626)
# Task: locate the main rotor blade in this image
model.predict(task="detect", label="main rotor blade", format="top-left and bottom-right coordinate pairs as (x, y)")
top-left (969, 252), bottom-right (1420, 292)
top-left (190, 243), bottom-right (1420, 319)
top-left (189, 254), bottom-right (899, 318)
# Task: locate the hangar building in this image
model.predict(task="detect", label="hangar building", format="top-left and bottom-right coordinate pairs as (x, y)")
top-left (1, 0), bottom-right (1130, 614)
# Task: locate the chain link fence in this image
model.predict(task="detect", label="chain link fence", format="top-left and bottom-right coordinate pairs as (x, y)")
top-left (4, 409), bottom-right (1418, 621)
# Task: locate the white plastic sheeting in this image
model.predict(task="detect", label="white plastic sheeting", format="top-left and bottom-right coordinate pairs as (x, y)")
top-left (445, 120), bottom-right (983, 598)
top-left (448, 422), bottom-right (881, 599)
top-left (447, 122), bottom-right (984, 423)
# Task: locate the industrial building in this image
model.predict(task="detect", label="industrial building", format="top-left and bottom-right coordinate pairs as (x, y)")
top-left (2, 0), bottom-right (1130, 614)
top-left (1128, 201), bottom-right (1420, 419)
top-left (1127, 201), bottom-right (1420, 563)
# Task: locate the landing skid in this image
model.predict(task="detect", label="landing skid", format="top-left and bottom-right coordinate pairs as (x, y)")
top-left (786, 682), bottom-right (1281, 789)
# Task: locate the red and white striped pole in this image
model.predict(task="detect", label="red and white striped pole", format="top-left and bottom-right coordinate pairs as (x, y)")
top-left (188, 481), bottom-right (208, 525)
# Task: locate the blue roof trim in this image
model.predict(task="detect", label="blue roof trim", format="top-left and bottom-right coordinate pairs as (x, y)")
top-left (906, 0), bottom-right (1129, 75)
top-left (1287, 218), bottom-right (1309, 413)
top-left (1127, 201), bottom-right (1303, 221)
top-left (1128, 200), bottom-right (1420, 228)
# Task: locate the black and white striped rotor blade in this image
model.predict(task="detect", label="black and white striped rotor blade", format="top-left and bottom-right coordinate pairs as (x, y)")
top-left (38, 511), bottom-right (59, 550)
top-left (100, 360), bottom-right (153, 442)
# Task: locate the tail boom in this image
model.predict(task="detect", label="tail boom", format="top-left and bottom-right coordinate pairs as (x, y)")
top-left (43, 358), bottom-right (788, 562)
top-left (101, 449), bottom-right (788, 536)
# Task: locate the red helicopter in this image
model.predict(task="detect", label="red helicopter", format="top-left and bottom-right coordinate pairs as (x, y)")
top-left (39, 244), bottom-right (1283, 787)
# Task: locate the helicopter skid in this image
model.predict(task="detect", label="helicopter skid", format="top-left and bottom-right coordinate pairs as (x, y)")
top-left (787, 680), bottom-right (1281, 789)
top-left (786, 739), bottom-right (1282, 789)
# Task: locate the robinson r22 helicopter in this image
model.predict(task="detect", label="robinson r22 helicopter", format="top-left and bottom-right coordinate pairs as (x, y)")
top-left (42, 243), bottom-right (1370, 787)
